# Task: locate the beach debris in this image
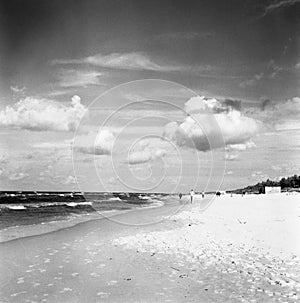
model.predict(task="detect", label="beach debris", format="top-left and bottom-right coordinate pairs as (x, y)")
top-left (179, 274), bottom-right (188, 278)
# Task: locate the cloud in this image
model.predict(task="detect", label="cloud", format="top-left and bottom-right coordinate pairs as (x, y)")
top-left (9, 172), bottom-right (29, 181)
top-left (267, 60), bottom-right (283, 78)
top-left (263, 0), bottom-right (300, 15)
top-left (239, 60), bottom-right (283, 88)
top-left (128, 138), bottom-right (167, 165)
top-left (252, 96), bottom-right (300, 130)
top-left (223, 99), bottom-right (242, 111)
top-left (226, 141), bottom-right (256, 151)
top-left (74, 129), bottom-right (115, 155)
top-left (10, 86), bottom-right (26, 94)
top-left (53, 52), bottom-right (166, 71)
top-left (239, 73), bottom-right (263, 88)
top-left (32, 141), bottom-right (72, 149)
top-left (225, 153), bottom-right (239, 161)
top-left (0, 95), bottom-right (87, 132)
top-left (295, 62), bottom-right (300, 69)
top-left (163, 96), bottom-right (259, 152)
top-left (52, 52), bottom-right (217, 76)
top-left (57, 69), bottom-right (103, 87)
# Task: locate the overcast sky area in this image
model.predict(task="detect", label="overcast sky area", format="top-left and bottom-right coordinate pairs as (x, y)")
top-left (0, 0), bottom-right (299, 192)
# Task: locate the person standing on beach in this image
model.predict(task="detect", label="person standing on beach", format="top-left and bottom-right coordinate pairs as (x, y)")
top-left (190, 189), bottom-right (195, 203)
top-left (202, 191), bottom-right (205, 198)
top-left (178, 192), bottom-right (182, 200)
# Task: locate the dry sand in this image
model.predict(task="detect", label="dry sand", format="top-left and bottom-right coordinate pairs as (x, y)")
top-left (0, 193), bottom-right (299, 302)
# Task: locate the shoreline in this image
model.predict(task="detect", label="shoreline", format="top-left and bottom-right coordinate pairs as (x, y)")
top-left (1, 193), bottom-right (300, 302)
top-left (0, 199), bottom-right (168, 244)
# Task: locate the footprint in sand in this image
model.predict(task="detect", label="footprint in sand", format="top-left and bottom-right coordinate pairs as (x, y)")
top-left (90, 272), bottom-right (100, 277)
top-left (59, 287), bottom-right (72, 293)
top-left (97, 264), bottom-right (106, 268)
top-left (11, 291), bottom-right (27, 297)
top-left (33, 282), bottom-right (40, 287)
top-left (54, 277), bottom-right (62, 280)
top-left (97, 292), bottom-right (109, 298)
top-left (107, 280), bottom-right (118, 286)
top-left (17, 279), bottom-right (24, 284)
top-left (44, 258), bottom-right (50, 264)
top-left (71, 272), bottom-right (79, 277)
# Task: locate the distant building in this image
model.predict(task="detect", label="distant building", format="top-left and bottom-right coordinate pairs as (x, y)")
top-left (265, 186), bottom-right (281, 194)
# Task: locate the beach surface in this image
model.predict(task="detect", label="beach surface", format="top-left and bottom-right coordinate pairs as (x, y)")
top-left (1, 193), bottom-right (300, 302)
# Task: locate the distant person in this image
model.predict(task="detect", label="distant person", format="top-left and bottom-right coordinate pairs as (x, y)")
top-left (190, 189), bottom-right (195, 203)
top-left (216, 191), bottom-right (221, 197)
top-left (202, 191), bottom-right (205, 199)
top-left (178, 193), bottom-right (182, 200)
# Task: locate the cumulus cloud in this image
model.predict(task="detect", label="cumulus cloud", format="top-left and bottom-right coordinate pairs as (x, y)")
top-left (128, 138), bottom-right (167, 165)
top-left (163, 96), bottom-right (259, 152)
top-left (74, 129), bottom-right (115, 155)
top-left (223, 99), bottom-right (242, 111)
top-left (0, 95), bottom-right (87, 132)
top-left (57, 69), bottom-right (103, 87)
top-left (251, 96), bottom-right (300, 130)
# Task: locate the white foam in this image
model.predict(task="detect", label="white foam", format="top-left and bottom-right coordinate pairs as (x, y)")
top-left (108, 197), bottom-right (122, 201)
top-left (7, 205), bottom-right (26, 210)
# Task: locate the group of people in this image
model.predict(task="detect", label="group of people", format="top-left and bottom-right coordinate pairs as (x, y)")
top-left (178, 190), bottom-right (205, 203)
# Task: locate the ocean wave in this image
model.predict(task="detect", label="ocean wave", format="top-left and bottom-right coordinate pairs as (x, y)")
top-left (108, 197), bottom-right (122, 201)
top-left (66, 202), bottom-right (93, 207)
top-left (138, 195), bottom-right (152, 200)
top-left (6, 205), bottom-right (27, 210)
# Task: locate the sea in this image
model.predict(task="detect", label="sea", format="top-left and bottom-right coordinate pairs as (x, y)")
top-left (0, 191), bottom-right (168, 231)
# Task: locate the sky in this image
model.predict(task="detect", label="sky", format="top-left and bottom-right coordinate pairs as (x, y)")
top-left (0, 0), bottom-right (299, 192)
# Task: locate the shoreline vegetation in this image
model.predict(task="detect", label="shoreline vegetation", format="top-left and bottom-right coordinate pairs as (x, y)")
top-left (229, 174), bottom-right (300, 194)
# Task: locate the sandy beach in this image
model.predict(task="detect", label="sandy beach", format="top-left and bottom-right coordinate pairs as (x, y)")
top-left (0, 193), bottom-right (300, 302)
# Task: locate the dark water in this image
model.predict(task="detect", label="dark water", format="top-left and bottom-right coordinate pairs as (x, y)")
top-left (0, 192), bottom-right (166, 229)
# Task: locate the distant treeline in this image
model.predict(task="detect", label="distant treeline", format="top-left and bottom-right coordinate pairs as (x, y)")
top-left (231, 175), bottom-right (300, 194)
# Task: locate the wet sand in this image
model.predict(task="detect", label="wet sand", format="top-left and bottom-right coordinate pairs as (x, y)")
top-left (0, 193), bottom-right (299, 302)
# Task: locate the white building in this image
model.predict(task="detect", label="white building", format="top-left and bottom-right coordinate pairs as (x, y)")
top-left (265, 186), bottom-right (281, 194)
